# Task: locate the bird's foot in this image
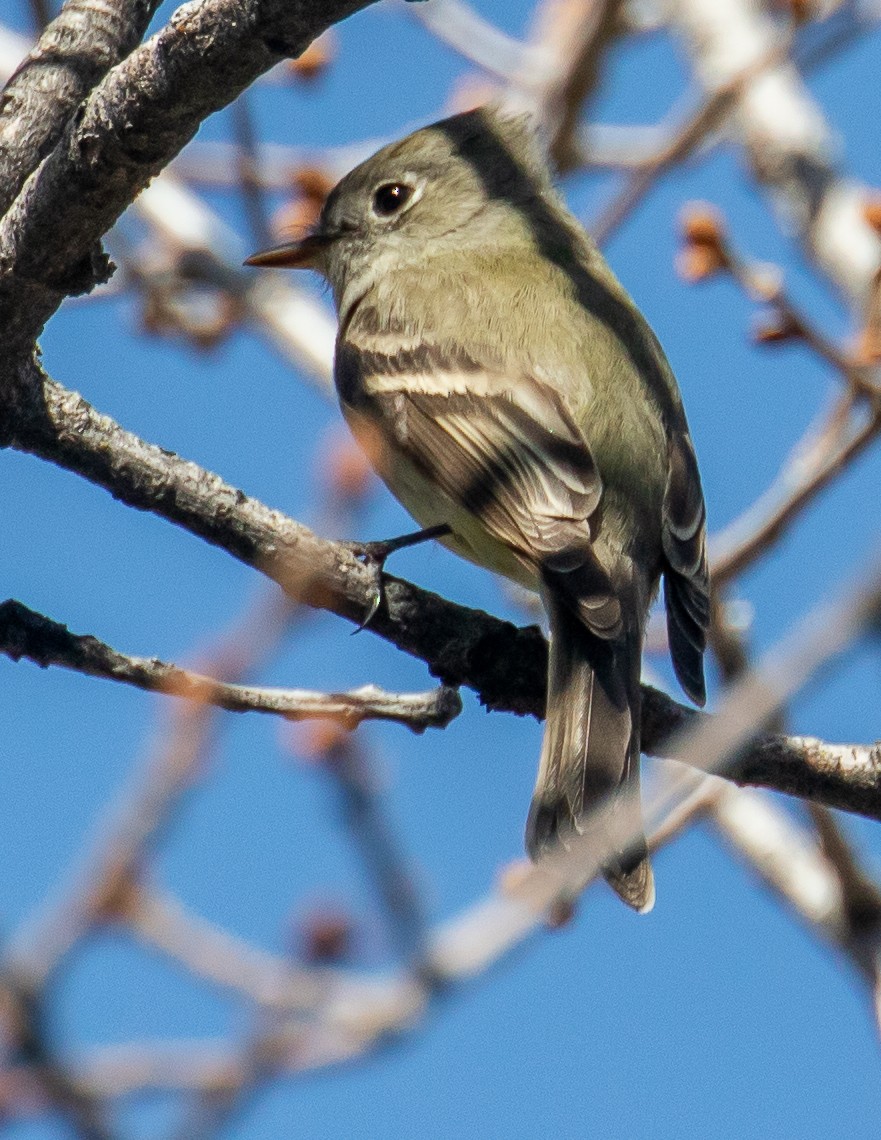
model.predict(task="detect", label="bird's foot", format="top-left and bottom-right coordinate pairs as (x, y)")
top-left (348, 523), bottom-right (451, 632)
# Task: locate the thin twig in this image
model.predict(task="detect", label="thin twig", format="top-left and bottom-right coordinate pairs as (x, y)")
top-left (709, 399), bottom-right (881, 586)
top-left (592, 45), bottom-right (785, 244)
top-left (0, 599), bottom-right (461, 733)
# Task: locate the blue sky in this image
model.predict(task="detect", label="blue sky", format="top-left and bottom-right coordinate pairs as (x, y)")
top-left (3, 1), bottom-right (881, 1137)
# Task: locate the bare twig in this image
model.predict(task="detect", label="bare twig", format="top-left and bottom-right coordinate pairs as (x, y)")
top-left (230, 92), bottom-right (272, 252)
top-left (0, 0), bottom-right (378, 353)
top-left (1, 556), bottom-right (879, 1112)
top-left (406, 0), bottom-right (537, 80)
top-left (126, 887), bottom-right (332, 1012)
top-left (314, 732), bottom-right (431, 968)
top-left (709, 398), bottom-right (881, 586)
top-left (0, 599), bottom-right (461, 733)
top-left (521, 0), bottom-right (625, 173)
top-left (133, 173), bottom-right (336, 393)
top-left (0, 982), bottom-right (115, 1139)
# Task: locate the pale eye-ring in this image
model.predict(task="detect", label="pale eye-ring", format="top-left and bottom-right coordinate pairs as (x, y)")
top-left (372, 182), bottom-right (414, 217)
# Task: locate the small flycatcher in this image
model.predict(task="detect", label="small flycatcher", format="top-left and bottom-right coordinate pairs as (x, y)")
top-left (247, 107), bottom-right (710, 912)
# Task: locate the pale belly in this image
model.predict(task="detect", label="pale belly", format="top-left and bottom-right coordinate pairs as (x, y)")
top-left (344, 408), bottom-right (540, 591)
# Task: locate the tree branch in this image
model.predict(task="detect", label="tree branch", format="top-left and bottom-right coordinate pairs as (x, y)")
top-left (671, 0), bottom-right (881, 308)
top-left (0, 0), bottom-right (163, 217)
top-left (0, 0), bottom-right (376, 349)
top-left (0, 599), bottom-right (462, 732)
top-left (5, 365), bottom-right (881, 821)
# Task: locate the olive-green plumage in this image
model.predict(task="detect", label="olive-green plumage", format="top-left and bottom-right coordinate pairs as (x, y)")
top-left (247, 106), bottom-right (710, 912)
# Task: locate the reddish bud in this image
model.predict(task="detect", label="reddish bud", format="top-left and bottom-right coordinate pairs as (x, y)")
top-left (292, 720), bottom-right (352, 764)
top-left (322, 430), bottom-right (374, 505)
top-left (287, 31), bottom-right (337, 82)
top-left (753, 312), bottom-right (800, 345)
top-left (770, 0), bottom-right (812, 23)
top-left (855, 322), bottom-right (881, 364)
top-left (862, 196), bottom-right (881, 235)
top-left (300, 907), bottom-right (354, 963)
top-left (680, 203), bottom-right (726, 247)
top-left (547, 896), bottom-right (578, 929)
top-left (293, 167), bottom-right (336, 205)
top-left (271, 197), bottom-right (322, 242)
top-left (497, 859), bottom-right (533, 896)
top-left (676, 244), bottom-right (725, 283)
top-left (677, 203), bottom-right (729, 282)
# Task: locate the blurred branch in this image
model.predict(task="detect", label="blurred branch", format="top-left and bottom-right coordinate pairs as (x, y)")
top-left (315, 732), bottom-right (431, 969)
top-left (406, 0), bottom-right (538, 79)
top-left (673, 206), bottom-right (881, 585)
top-left (230, 92), bottom-right (273, 251)
top-left (169, 139), bottom-right (375, 190)
top-left (679, 205), bottom-right (881, 391)
top-left (521, 0), bottom-right (625, 172)
top-left (809, 805), bottom-right (881, 986)
top-left (133, 173), bottom-right (336, 393)
top-left (0, 599), bottom-right (461, 733)
top-left (591, 46), bottom-right (782, 243)
top-left (671, 0), bottom-right (881, 309)
top-left (710, 396), bottom-right (881, 586)
top-left (126, 886), bottom-right (335, 1012)
top-left (714, 786), bottom-right (881, 1034)
top-left (4, 694), bottom-right (220, 991)
top-left (1, 554), bottom-right (880, 1113)
top-left (0, 982), bottom-right (115, 1138)
top-left (28, 0), bottom-right (52, 30)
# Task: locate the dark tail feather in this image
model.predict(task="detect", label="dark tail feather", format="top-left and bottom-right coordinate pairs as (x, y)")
top-left (525, 588), bottom-right (654, 913)
top-left (664, 569), bottom-right (708, 707)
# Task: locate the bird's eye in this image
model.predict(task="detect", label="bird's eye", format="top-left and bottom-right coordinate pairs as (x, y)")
top-left (372, 182), bottom-right (413, 217)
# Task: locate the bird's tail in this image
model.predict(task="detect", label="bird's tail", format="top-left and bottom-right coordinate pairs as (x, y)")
top-left (525, 588), bottom-right (654, 913)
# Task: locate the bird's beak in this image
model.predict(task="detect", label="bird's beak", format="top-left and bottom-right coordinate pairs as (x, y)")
top-left (244, 231), bottom-right (335, 270)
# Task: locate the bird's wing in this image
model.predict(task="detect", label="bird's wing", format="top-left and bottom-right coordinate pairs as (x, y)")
top-left (336, 342), bottom-right (622, 638)
top-left (662, 430), bottom-right (710, 706)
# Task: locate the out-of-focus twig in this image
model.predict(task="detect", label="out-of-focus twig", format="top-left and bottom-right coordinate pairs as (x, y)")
top-left (592, 44), bottom-right (785, 243)
top-left (132, 172), bottom-right (336, 392)
top-left (674, 204), bottom-right (881, 585)
top-left (304, 727), bottom-right (431, 969)
top-left (0, 982), bottom-right (115, 1139)
top-left (406, 0), bottom-right (537, 79)
top-left (519, 0), bottom-right (625, 173)
top-left (169, 139), bottom-right (376, 190)
top-left (7, 368), bottom-right (881, 819)
top-left (230, 93), bottom-right (273, 252)
top-left (710, 397), bottom-right (881, 586)
top-left (125, 887), bottom-right (334, 1012)
top-left (671, 0), bottom-right (881, 307)
top-left (0, 556), bottom-right (879, 1113)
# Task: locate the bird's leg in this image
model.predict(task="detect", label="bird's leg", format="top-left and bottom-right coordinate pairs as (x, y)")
top-left (348, 523), bottom-right (452, 632)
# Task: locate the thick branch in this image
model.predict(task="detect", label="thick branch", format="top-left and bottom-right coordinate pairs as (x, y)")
top-left (5, 365), bottom-right (547, 712)
top-left (0, 600), bottom-right (462, 732)
top-left (0, 0), bottom-right (163, 217)
top-left (0, 0), bottom-right (376, 348)
top-left (5, 366), bottom-right (881, 821)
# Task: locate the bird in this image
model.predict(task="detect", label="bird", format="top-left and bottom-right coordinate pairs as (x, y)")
top-left (246, 105), bottom-right (709, 912)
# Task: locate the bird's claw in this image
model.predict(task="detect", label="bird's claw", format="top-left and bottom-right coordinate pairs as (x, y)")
top-left (348, 524), bottom-right (451, 633)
